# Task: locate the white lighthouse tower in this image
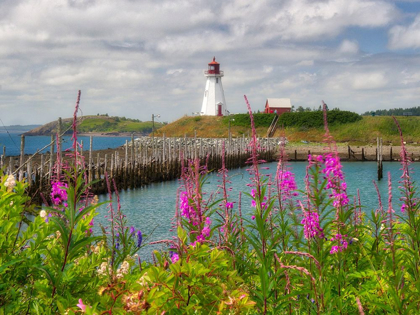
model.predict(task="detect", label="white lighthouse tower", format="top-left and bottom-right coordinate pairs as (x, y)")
top-left (200, 57), bottom-right (227, 116)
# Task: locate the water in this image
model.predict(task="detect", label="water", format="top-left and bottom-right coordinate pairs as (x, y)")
top-left (95, 161), bottom-right (419, 259)
top-left (0, 133), bottom-right (131, 156)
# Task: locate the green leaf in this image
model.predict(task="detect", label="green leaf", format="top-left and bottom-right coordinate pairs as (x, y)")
top-left (0, 259), bottom-right (24, 274)
top-left (33, 266), bottom-right (56, 287)
top-left (49, 217), bottom-right (69, 246)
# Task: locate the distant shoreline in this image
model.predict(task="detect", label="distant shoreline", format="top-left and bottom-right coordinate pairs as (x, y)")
top-left (23, 132), bottom-right (146, 138)
top-left (77, 132), bottom-right (144, 138)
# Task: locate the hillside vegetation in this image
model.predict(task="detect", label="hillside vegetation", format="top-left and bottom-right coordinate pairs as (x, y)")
top-left (156, 114), bottom-right (420, 145)
top-left (24, 115), bottom-right (165, 136)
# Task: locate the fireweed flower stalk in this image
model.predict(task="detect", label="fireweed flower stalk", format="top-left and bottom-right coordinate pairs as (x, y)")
top-left (43, 91), bottom-right (106, 300)
top-left (179, 157), bottom-right (213, 245)
top-left (216, 141), bottom-right (233, 246)
top-left (292, 103), bottom-right (355, 311)
top-left (242, 95), bottom-right (281, 315)
top-left (392, 117), bottom-right (420, 299)
top-left (394, 117), bottom-right (418, 215)
top-left (215, 142), bottom-right (238, 246)
top-left (276, 140), bottom-right (299, 210)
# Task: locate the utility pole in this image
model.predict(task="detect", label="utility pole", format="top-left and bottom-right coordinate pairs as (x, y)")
top-left (152, 114), bottom-right (160, 139)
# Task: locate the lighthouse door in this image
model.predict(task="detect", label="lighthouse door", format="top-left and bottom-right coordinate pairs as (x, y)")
top-left (217, 104), bottom-right (222, 116)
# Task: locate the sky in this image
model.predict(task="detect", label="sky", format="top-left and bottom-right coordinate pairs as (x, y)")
top-left (0, 0), bottom-right (420, 126)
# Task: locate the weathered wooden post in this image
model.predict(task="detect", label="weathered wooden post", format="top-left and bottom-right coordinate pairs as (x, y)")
top-left (377, 137), bottom-right (383, 180)
top-left (49, 135), bottom-right (54, 181)
top-left (9, 157), bottom-right (12, 175)
top-left (162, 133), bottom-right (166, 162)
top-left (80, 140), bottom-right (83, 160)
top-left (19, 135), bottom-right (25, 181)
top-left (40, 154), bottom-right (44, 189)
top-left (125, 140), bottom-right (128, 169)
top-left (27, 161), bottom-right (32, 185)
top-left (131, 134), bottom-right (134, 166)
top-left (1, 146), bottom-right (5, 170)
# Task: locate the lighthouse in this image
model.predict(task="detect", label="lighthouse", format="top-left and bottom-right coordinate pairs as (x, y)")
top-left (200, 57), bottom-right (227, 116)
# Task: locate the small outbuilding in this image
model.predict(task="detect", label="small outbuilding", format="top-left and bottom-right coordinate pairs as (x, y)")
top-left (263, 98), bottom-right (292, 115)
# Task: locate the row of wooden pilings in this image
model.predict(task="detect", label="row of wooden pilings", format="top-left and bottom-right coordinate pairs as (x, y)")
top-left (0, 135), bottom-right (280, 204)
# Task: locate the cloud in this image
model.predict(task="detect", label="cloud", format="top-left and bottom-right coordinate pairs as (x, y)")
top-left (296, 60), bottom-right (314, 66)
top-left (0, 0), bottom-right (417, 125)
top-left (351, 72), bottom-right (388, 90)
top-left (389, 13), bottom-right (420, 49)
top-left (338, 40), bottom-right (360, 54)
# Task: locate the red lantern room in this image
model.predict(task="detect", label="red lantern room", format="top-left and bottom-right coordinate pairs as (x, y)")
top-left (207, 57), bottom-right (220, 74)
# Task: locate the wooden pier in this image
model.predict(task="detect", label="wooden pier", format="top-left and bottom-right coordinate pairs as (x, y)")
top-left (0, 135), bottom-right (280, 203)
top-left (1, 131), bottom-right (413, 204)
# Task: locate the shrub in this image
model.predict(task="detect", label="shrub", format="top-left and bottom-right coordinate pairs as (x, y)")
top-left (223, 113), bottom-right (277, 127)
top-left (278, 109), bottom-right (362, 128)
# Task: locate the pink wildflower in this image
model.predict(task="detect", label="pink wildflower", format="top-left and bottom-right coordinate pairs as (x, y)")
top-left (179, 191), bottom-right (195, 221)
top-left (50, 181), bottom-right (68, 206)
top-left (330, 246), bottom-right (339, 254)
top-left (301, 211), bottom-right (324, 239)
top-left (170, 252), bottom-right (179, 264)
top-left (278, 170), bottom-right (298, 201)
top-left (77, 298), bottom-right (86, 312)
top-left (329, 234), bottom-right (348, 254)
top-left (195, 217), bottom-right (212, 244)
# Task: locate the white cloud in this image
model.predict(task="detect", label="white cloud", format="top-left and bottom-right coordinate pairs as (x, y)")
top-left (296, 60), bottom-right (314, 66)
top-left (263, 0), bottom-right (397, 41)
top-left (389, 13), bottom-right (420, 49)
top-left (351, 72), bottom-right (388, 90)
top-left (338, 40), bottom-right (360, 54)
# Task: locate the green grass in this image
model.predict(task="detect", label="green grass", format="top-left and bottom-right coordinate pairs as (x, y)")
top-left (157, 115), bottom-right (420, 144)
top-left (77, 116), bottom-right (164, 134)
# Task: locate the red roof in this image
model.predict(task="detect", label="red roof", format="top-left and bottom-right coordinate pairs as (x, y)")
top-left (209, 56), bottom-right (219, 65)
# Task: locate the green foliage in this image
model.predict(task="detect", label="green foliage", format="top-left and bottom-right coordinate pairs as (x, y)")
top-left (0, 172), bottom-right (108, 314)
top-left (278, 109), bottom-right (362, 128)
top-left (77, 116), bottom-right (162, 133)
top-left (118, 232), bottom-right (255, 314)
top-left (223, 113), bottom-right (277, 127)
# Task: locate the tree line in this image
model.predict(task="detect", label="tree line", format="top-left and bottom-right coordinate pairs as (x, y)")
top-left (362, 106), bottom-right (420, 116)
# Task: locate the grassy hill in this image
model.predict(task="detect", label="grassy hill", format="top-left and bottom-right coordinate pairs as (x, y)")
top-left (156, 115), bottom-right (420, 145)
top-left (24, 115), bottom-right (165, 136)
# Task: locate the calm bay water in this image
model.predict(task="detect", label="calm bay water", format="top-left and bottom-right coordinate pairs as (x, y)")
top-left (0, 133), bottom-right (131, 156)
top-left (95, 161), bottom-right (420, 259)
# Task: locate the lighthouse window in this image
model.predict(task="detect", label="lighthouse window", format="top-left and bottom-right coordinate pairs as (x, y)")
top-left (210, 66), bottom-right (214, 70)
top-left (216, 78), bottom-right (218, 83)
